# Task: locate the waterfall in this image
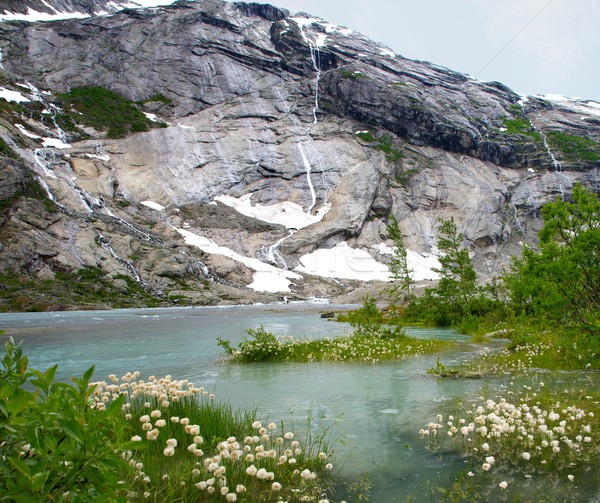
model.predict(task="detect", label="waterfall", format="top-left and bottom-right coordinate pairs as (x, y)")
top-left (510, 196), bottom-right (525, 234)
top-left (298, 143), bottom-right (317, 213)
top-left (97, 231), bottom-right (150, 291)
top-left (308, 42), bottom-right (321, 128)
top-left (534, 112), bottom-right (571, 196)
top-left (262, 230), bottom-right (295, 269)
top-left (260, 19), bottom-right (330, 267)
top-left (103, 208), bottom-right (155, 242)
top-left (34, 148), bottom-right (57, 179)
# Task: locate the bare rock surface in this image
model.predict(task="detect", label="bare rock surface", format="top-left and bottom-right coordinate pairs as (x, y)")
top-left (0, 0), bottom-right (599, 309)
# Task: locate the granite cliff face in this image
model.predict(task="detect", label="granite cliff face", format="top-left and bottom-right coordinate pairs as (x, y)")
top-left (0, 0), bottom-right (599, 309)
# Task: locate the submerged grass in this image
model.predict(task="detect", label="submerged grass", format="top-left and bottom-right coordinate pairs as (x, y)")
top-left (218, 326), bottom-right (454, 364)
top-left (90, 372), bottom-right (338, 502)
top-left (418, 378), bottom-right (600, 502)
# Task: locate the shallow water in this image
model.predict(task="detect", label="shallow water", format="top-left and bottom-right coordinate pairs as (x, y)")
top-left (1, 305), bottom-right (597, 501)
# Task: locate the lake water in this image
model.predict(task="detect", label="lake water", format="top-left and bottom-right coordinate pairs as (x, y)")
top-left (1, 305), bottom-right (597, 501)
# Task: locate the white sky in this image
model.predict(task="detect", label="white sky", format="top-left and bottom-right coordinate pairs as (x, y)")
top-left (266, 0), bottom-right (600, 101)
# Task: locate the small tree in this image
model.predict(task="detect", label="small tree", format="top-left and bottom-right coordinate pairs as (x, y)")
top-left (505, 184), bottom-right (599, 334)
top-left (408, 217), bottom-right (478, 326)
top-left (385, 216), bottom-right (414, 303)
top-left (435, 217), bottom-right (477, 316)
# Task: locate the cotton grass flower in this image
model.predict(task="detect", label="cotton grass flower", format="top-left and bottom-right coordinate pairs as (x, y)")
top-left (499, 481), bottom-right (508, 489)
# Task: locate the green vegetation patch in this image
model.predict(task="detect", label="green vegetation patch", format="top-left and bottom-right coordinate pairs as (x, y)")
top-left (0, 266), bottom-right (164, 311)
top-left (501, 117), bottom-right (542, 142)
top-left (139, 93), bottom-right (173, 105)
top-left (340, 69), bottom-right (365, 80)
top-left (0, 339), bottom-right (336, 502)
top-left (0, 171), bottom-right (49, 216)
top-left (418, 381), bottom-right (599, 502)
top-left (218, 325), bottom-right (453, 363)
top-left (356, 131), bottom-right (403, 163)
top-left (0, 137), bottom-right (18, 159)
top-left (546, 131), bottom-right (600, 162)
top-left (59, 86), bottom-right (153, 139)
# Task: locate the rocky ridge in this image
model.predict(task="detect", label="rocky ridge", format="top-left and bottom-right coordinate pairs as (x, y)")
top-left (0, 0), bottom-right (599, 310)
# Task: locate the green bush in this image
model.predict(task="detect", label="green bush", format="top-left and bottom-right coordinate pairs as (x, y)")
top-left (0, 338), bottom-right (137, 502)
top-left (59, 86), bottom-right (152, 139)
top-left (546, 131), bottom-right (600, 162)
top-left (218, 325), bottom-right (286, 362)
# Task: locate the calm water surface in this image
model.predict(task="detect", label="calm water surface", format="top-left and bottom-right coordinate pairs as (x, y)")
top-left (1, 305), bottom-right (596, 501)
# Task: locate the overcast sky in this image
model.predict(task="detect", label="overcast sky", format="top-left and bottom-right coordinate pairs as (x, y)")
top-left (264, 0), bottom-right (600, 101)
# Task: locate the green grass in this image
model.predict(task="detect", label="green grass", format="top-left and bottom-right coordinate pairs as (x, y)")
top-left (340, 69), bottom-right (365, 80)
top-left (59, 86), bottom-right (153, 138)
top-left (501, 118), bottom-right (542, 142)
top-left (0, 172), bottom-right (49, 215)
top-left (139, 93), bottom-right (173, 105)
top-left (218, 325), bottom-right (454, 364)
top-left (355, 131), bottom-right (403, 163)
top-left (0, 137), bottom-right (18, 159)
top-left (0, 267), bottom-right (166, 311)
top-left (90, 373), bottom-right (337, 502)
top-left (546, 131), bottom-right (600, 162)
top-left (418, 381), bottom-right (600, 502)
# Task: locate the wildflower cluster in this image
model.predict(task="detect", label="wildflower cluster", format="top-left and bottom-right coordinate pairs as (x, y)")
top-left (90, 371), bottom-right (213, 410)
top-left (420, 381), bottom-right (599, 499)
top-left (90, 372), bottom-right (337, 502)
top-left (218, 326), bottom-right (452, 364)
top-left (463, 340), bottom-right (598, 375)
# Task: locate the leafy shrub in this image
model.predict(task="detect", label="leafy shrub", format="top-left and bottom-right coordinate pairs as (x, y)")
top-left (218, 325), bottom-right (287, 362)
top-left (0, 137), bottom-right (18, 159)
top-left (59, 86), bottom-right (152, 138)
top-left (0, 338), bottom-right (137, 501)
top-left (218, 321), bottom-right (451, 364)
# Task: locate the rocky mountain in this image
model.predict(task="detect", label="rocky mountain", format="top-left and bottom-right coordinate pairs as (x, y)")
top-left (0, 0), bottom-right (599, 310)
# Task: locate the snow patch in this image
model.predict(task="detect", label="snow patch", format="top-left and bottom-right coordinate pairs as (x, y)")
top-left (290, 16), bottom-right (328, 46)
top-left (290, 16), bottom-right (322, 29)
top-left (372, 244), bottom-right (441, 281)
top-left (0, 88), bottom-right (30, 103)
top-left (324, 23), bottom-right (353, 36)
top-left (143, 112), bottom-right (159, 122)
top-left (42, 138), bottom-right (71, 149)
top-left (0, 9), bottom-right (90, 22)
top-left (176, 229), bottom-right (300, 293)
top-left (314, 32), bottom-right (327, 48)
top-left (536, 94), bottom-right (600, 118)
top-left (0, 0), bottom-right (178, 22)
top-left (14, 123), bottom-right (41, 139)
top-left (379, 48), bottom-right (395, 58)
top-left (296, 241), bottom-right (390, 282)
top-left (141, 200), bottom-right (165, 211)
top-left (85, 153), bottom-right (111, 162)
top-left (214, 194), bottom-right (330, 230)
